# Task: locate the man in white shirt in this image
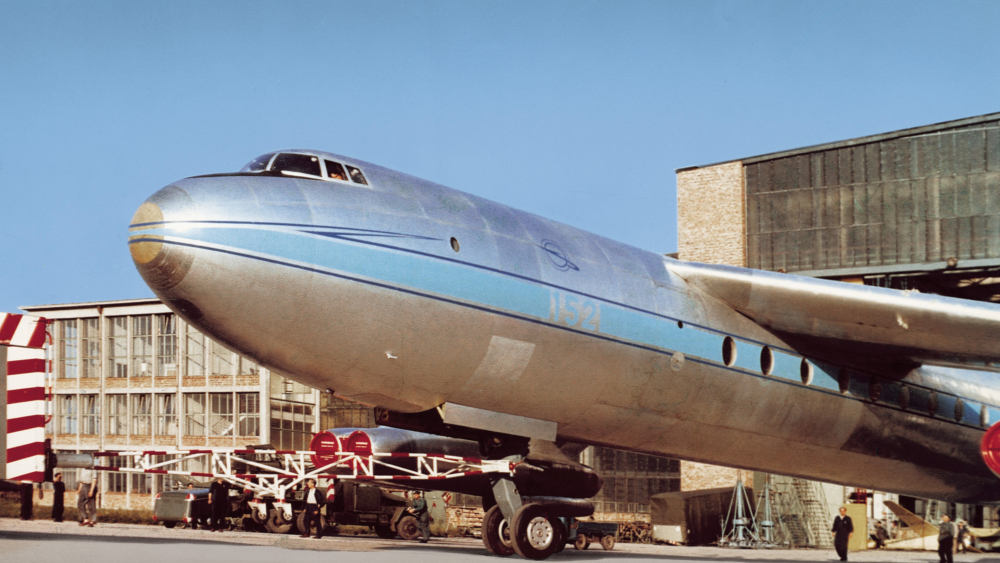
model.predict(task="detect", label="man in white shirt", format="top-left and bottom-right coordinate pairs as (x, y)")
top-left (77, 467), bottom-right (98, 526)
top-left (299, 479), bottom-right (325, 539)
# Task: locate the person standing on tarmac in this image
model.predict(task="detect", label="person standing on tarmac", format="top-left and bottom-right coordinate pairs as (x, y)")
top-left (938, 514), bottom-right (957, 563)
top-left (77, 467), bottom-right (98, 527)
top-left (208, 477), bottom-right (229, 532)
top-left (831, 506), bottom-right (854, 562)
top-left (408, 491), bottom-right (430, 543)
top-left (51, 473), bottom-right (65, 522)
top-left (299, 479), bottom-right (325, 539)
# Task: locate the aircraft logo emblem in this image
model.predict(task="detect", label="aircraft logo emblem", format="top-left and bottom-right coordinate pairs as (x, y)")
top-left (540, 240), bottom-right (579, 272)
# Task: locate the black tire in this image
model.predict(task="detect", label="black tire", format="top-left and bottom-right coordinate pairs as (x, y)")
top-left (600, 534), bottom-right (616, 551)
top-left (511, 503), bottom-right (558, 560)
top-left (482, 505), bottom-right (515, 557)
top-left (553, 519), bottom-right (567, 553)
top-left (163, 521), bottom-right (177, 529)
top-left (265, 508), bottom-right (295, 534)
top-left (397, 515), bottom-right (421, 541)
top-left (374, 525), bottom-right (396, 539)
top-left (574, 533), bottom-right (589, 550)
top-left (296, 510), bottom-right (326, 537)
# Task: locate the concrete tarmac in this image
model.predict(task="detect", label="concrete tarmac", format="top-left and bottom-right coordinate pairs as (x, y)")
top-left (1, 519), bottom-right (998, 563)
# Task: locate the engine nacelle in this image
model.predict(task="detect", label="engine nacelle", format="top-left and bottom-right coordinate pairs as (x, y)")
top-left (981, 422), bottom-right (1000, 478)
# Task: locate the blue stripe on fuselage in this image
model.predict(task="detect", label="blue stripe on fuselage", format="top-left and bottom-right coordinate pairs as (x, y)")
top-left (129, 223), bottom-right (996, 427)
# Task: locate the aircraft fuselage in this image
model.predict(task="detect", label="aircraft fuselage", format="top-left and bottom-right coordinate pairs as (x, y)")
top-left (129, 150), bottom-right (1000, 503)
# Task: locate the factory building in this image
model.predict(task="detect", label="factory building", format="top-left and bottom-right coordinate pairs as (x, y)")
top-left (22, 298), bottom-right (678, 518)
top-left (22, 298), bottom-right (374, 510)
top-left (676, 111), bottom-right (1000, 528)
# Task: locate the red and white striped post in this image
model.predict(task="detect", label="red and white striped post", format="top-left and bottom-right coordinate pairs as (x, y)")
top-left (1, 313), bottom-right (49, 482)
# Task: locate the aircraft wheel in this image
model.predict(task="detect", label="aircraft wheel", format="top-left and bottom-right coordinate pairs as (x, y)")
top-left (265, 508), bottom-right (294, 534)
top-left (511, 503), bottom-right (558, 560)
top-left (295, 510), bottom-right (326, 536)
top-left (574, 533), bottom-right (589, 550)
top-left (481, 505), bottom-right (515, 556)
top-left (374, 524), bottom-right (396, 539)
top-left (163, 521), bottom-right (176, 529)
top-left (600, 534), bottom-right (616, 551)
top-left (553, 519), bottom-right (567, 553)
top-left (397, 515), bottom-right (420, 541)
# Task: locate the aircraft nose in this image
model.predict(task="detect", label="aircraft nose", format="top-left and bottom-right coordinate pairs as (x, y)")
top-left (128, 186), bottom-right (196, 293)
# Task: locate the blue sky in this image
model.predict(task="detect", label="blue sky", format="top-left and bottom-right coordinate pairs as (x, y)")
top-left (3, 0), bottom-right (1000, 313)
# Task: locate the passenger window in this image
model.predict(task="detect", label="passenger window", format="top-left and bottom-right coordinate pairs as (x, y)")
top-left (271, 153), bottom-right (322, 178)
top-left (324, 160), bottom-right (348, 181)
top-left (346, 166), bottom-right (368, 185)
top-left (241, 152), bottom-right (276, 172)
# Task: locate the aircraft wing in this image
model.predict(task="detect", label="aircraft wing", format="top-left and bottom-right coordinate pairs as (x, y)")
top-left (666, 259), bottom-right (1000, 370)
top-left (883, 500), bottom-right (939, 537)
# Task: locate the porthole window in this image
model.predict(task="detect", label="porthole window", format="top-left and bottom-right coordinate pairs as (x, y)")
top-left (838, 368), bottom-right (850, 395)
top-left (869, 378), bottom-right (883, 403)
top-left (899, 386), bottom-right (911, 410)
top-left (450, 237), bottom-right (460, 252)
top-left (800, 359), bottom-right (813, 385)
top-left (677, 321), bottom-right (684, 329)
top-left (760, 346), bottom-right (774, 376)
top-left (928, 392), bottom-right (938, 417)
top-left (722, 337), bottom-right (737, 367)
top-left (955, 399), bottom-right (965, 422)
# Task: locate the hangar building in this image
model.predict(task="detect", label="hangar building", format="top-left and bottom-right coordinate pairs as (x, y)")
top-left (676, 111), bottom-right (1000, 527)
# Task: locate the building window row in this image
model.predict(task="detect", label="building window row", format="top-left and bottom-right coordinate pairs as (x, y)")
top-left (55, 392), bottom-right (260, 437)
top-left (53, 314), bottom-right (260, 379)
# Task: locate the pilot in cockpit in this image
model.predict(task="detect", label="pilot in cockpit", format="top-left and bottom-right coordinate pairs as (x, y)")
top-left (325, 160), bottom-right (347, 181)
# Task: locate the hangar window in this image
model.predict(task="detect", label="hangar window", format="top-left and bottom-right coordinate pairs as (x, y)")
top-left (271, 153), bottom-right (323, 179)
top-left (346, 165), bottom-right (368, 185)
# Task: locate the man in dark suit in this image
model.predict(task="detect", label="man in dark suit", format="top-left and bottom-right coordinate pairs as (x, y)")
top-left (299, 479), bottom-right (325, 539)
top-left (831, 506), bottom-right (854, 561)
top-left (51, 473), bottom-right (65, 522)
top-left (207, 477), bottom-right (229, 532)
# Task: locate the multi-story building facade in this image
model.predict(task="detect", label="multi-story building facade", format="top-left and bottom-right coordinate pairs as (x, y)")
top-left (23, 298), bottom-right (374, 510)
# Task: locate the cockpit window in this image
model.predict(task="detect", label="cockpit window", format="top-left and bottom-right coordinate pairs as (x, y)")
top-left (346, 166), bottom-right (368, 185)
top-left (271, 153), bottom-right (322, 178)
top-left (241, 153), bottom-right (276, 172)
top-left (324, 160), bottom-right (348, 181)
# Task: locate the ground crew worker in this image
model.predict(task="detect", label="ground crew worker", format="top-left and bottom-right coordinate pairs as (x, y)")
top-left (299, 479), bottom-right (325, 539)
top-left (208, 477), bottom-right (229, 532)
top-left (51, 473), bottom-right (65, 522)
top-left (938, 514), bottom-right (956, 563)
top-left (408, 491), bottom-right (430, 543)
top-left (831, 506), bottom-right (853, 561)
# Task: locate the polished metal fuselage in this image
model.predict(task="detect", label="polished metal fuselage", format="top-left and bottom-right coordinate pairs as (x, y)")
top-left (129, 150), bottom-right (1000, 503)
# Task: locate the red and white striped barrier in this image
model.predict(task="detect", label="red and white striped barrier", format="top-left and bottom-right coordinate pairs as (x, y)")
top-left (0, 313), bottom-right (47, 349)
top-left (2, 313), bottom-right (48, 482)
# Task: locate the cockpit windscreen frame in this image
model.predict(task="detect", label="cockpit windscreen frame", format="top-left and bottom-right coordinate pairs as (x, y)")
top-left (239, 152), bottom-right (371, 188)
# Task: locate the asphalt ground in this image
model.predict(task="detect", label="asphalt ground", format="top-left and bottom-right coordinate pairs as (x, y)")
top-left (2, 518), bottom-right (999, 563)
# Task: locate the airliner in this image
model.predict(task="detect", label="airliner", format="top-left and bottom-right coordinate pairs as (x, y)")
top-left (129, 149), bottom-right (1000, 556)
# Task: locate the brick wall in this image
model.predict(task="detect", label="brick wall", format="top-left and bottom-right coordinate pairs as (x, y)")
top-left (680, 461), bottom-right (752, 491)
top-left (677, 161), bottom-right (752, 491)
top-left (676, 161), bottom-right (746, 266)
